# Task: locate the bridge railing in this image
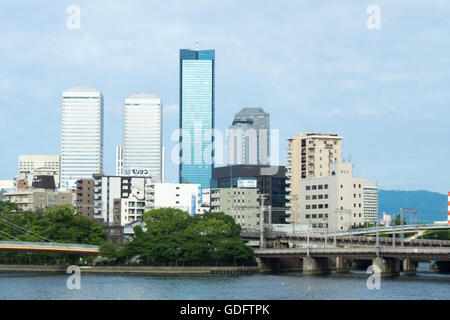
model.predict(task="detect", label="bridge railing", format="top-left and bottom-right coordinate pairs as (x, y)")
top-left (0, 241), bottom-right (99, 250)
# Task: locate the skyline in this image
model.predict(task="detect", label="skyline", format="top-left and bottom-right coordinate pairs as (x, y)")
top-left (0, 1), bottom-right (449, 193)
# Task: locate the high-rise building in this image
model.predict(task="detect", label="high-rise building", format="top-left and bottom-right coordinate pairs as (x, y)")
top-left (17, 155), bottom-right (61, 188)
top-left (116, 146), bottom-right (124, 176)
top-left (179, 48), bottom-right (215, 190)
top-left (227, 107), bottom-right (270, 165)
top-left (123, 93), bottom-right (162, 181)
top-left (286, 133), bottom-right (342, 223)
top-left (61, 86), bottom-right (103, 188)
top-left (298, 162), bottom-right (378, 232)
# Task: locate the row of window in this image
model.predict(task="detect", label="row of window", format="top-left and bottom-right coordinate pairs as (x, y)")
top-left (305, 184), bottom-right (328, 191)
top-left (305, 194), bottom-right (328, 200)
top-left (305, 204), bottom-right (329, 209)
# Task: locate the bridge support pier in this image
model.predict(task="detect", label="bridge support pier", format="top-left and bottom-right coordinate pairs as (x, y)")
top-left (402, 258), bottom-right (418, 276)
top-left (335, 257), bottom-right (350, 273)
top-left (372, 258), bottom-right (400, 277)
top-left (256, 258), bottom-right (279, 272)
top-left (302, 256), bottom-right (330, 275)
top-left (430, 261), bottom-right (450, 274)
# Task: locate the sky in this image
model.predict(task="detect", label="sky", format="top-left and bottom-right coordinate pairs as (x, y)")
top-left (0, 0), bottom-right (449, 193)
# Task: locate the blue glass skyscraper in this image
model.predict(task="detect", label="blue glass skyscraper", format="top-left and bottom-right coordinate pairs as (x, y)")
top-left (179, 49), bottom-right (215, 190)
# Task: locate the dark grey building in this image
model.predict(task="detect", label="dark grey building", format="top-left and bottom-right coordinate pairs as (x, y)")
top-left (211, 165), bottom-right (288, 224)
top-left (227, 107), bottom-right (270, 165)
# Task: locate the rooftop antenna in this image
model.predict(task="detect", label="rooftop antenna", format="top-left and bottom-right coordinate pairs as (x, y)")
top-left (195, 41), bottom-right (199, 51)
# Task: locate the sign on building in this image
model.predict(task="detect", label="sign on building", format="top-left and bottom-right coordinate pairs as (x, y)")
top-left (237, 179), bottom-right (257, 188)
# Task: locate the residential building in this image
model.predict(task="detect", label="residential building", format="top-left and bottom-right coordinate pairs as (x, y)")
top-left (179, 48), bottom-right (215, 191)
top-left (75, 179), bottom-right (94, 219)
top-left (115, 146), bottom-right (124, 176)
top-left (227, 107), bottom-right (270, 165)
top-left (145, 183), bottom-right (200, 216)
top-left (211, 165), bottom-right (288, 224)
top-left (17, 155), bottom-right (61, 188)
top-left (298, 162), bottom-right (378, 232)
top-left (4, 189), bottom-right (73, 211)
top-left (123, 93), bottom-right (162, 181)
top-left (286, 133), bottom-right (342, 224)
top-left (61, 86), bottom-right (103, 188)
top-left (210, 187), bottom-right (260, 230)
top-left (363, 185), bottom-right (379, 222)
top-left (93, 174), bottom-right (152, 226)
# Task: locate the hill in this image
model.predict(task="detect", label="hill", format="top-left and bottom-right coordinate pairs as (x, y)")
top-left (378, 190), bottom-right (448, 223)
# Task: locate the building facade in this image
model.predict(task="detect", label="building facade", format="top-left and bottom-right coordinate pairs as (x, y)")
top-left (210, 187), bottom-right (260, 230)
top-left (17, 155), bottom-right (61, 188)
top-left (75, 178), bottom-right (94, 219)
top-left (145, 183), bottom-right (200, 216)
top-left (286, 133), bottom-right (342, 224)
top-left (5, 189), bottom-right (73, 211)
top-left (61, 86), bottom-right (103, 189)
top-left (298, 162), bottom-right (378, 232)
top-left (123, 93), bottom-right (162, 181)
top-left (227, 107), bottom-right (270, 166)
top-left (211, 165), bottom-right (288, 224)
top-left (179, 48), bottom-right (215, 190)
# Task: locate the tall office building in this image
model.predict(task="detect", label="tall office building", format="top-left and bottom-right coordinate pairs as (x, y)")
top-left (123, 93), bottom-right (162, 181)
top-left (61, 86), bottom-right (103, 188)
top-left (179, 48), bottom-right (215, 190)
top-left (286, 133), bottom-right (342, 223)
top-left (227, 107), bottom-right (270, 165)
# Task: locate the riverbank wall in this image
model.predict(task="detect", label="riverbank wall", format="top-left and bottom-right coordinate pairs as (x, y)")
top-left (0, 264), bottom-right (260, 275)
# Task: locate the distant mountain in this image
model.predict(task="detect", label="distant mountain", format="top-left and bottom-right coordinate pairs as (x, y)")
top-left (378, 190), bottom-right (448, 223)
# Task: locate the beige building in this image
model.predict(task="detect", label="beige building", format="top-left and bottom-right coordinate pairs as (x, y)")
top-left (17, 155), bottom-right (61, 188)
top-left (298, 162), bottom-right (378, 232)
top-left (4, 189), bottom-right (73, 212)
top-left (210, 188), bottom-right (260, 230)
top-left (286, 133), bottom-right (342, 223)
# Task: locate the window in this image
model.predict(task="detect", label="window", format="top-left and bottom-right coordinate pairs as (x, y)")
top-left (306, 214), bottom-right (310, 219)
top-left (312, 195), bottom-right (317, 200)
top-left (318, 195), bottom-right (323, 199)
top-left (318, 204), bottom-right (323, 209)
top-left (324, 194), bottom-right (328, 199)
top-left (318, 214), bottom-right (323, 218)
top-left (305, 195), bottom-right (310, 200)
top-left (312, 205), bottom-right (317, 209)
top-left (306, 205), bottom-right (311, 209)
top-left (318, 185), bottom-right (323, 190)
top-left (325, 204), bottom-right (328, 208)
top-left (312, 185), bottom-right (317, 190)
top-left (306, 186), bottom-right (310, 191)
top-left (324, 184), bottom-right (328, 189)
top-left (312, 214), bottom-right (317, 219)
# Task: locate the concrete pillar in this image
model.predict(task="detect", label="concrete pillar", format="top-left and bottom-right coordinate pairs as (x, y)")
top-left (335, 256), bottom-right (350, 273)
top-left (430, 261), bottom-right (450, 274)
top-left (302, 256), bottom-right (330, 275)
top-left (371, 257), bottom-right (400, 277)
top-left (402, 258), bottom-right (417, 276)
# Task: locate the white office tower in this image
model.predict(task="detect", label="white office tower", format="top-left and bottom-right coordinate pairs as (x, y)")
top-left (123, 93), bottom-right (162, 182)
top-left (61, 86), bottom-right (103, 188)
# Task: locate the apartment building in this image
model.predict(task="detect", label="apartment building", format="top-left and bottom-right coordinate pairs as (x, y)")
top-left (298, 162), bottom-right (378, 232)
top-left (17, 155), bottom-right (61, 188)
top-left (210, 187), bottom-right (260, 230)
top-left (145, 183), bottom-right (200, 216)
top-left (75, 179), bottom-right (94, 219)
top-left (286, 133), bottom-right (342, 224)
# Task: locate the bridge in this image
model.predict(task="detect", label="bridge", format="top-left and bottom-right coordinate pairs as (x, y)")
top-left (254, 246), bottom-right (450, 276)
top-left (0, 241), bottom-right (100, 255)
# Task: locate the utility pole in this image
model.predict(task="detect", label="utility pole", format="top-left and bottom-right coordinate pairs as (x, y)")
top-left (259, 194), bottom-right (266, 249)
top-left (376, 218), bottom-right (380, 258)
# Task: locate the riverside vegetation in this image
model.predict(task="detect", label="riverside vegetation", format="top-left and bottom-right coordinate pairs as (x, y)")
top-left (0, 202), bottom-right (254, 266)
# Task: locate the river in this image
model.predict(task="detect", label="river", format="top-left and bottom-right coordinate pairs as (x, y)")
top-left (0, 265), bottom-right (449, 300)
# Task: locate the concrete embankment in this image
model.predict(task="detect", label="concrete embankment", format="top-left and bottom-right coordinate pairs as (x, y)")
top-left (0, 264), bottom-right (259, 275)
